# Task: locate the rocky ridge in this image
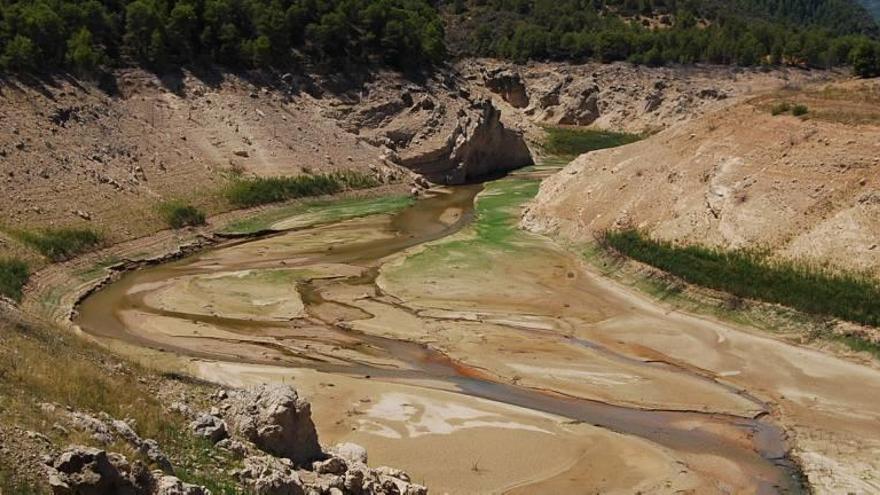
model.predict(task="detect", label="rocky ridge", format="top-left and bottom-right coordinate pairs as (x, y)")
top-left (461, 59), bottom-right (834, 136)
top-left (45, 384), bottom-right (426, 495)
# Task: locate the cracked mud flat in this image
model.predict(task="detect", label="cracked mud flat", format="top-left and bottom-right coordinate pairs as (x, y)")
top-left (75, 166), bottom-right (880, 494)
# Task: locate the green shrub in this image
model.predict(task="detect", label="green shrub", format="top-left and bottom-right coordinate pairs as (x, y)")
top-left (16, 228), bottom-right (103, 262)
top-left (851, 39), bottom-right (880, 78)
top-left (603, 229), bottom-right (880, 327)
top-left (159, 201), bottom-right (206, 229)
top-left (226, 171), bottom-right (380, 208)
top-left (543, 127), bottom-right (641, 158)
top-left (792, 104), bottom-right (809, 116)
top-left (0, 258), bottom-right (29, 301)
top-left (771, 102), bottom-right (791, 115)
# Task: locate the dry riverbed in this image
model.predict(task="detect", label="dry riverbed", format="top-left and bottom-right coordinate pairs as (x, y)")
top-left (63, 165), bottom-right (880, 494)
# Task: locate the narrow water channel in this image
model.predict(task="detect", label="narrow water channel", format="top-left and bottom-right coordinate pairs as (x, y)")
top-left (75, 172), bottom-right (806, 494)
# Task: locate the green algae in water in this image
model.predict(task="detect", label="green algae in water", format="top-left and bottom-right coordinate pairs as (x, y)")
top-left (222, 194), bottom-right (414, 234)
top-left (387, 177), bottom-right (542, 280)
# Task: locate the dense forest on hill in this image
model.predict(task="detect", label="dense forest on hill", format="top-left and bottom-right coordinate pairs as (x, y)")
top-left (442, 0), bottom-right (880, 74)
top-left (0, 0), bottom-right (878, 75)
top-left (0, 0), bottom-right (446, 72)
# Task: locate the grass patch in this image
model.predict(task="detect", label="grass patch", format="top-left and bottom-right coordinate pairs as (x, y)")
top-left (542, 126), bottom-right (641, 159)
top-left (0, 258), bottom-right (29, 302)
top-left (834, 334), bottom-right (880, 360)
top-left (603, 229), bottom-right (880, 327)
top-left (0, 467), bottom-right (41, 495)
top-left (792, 104), bottom-right (809, 116)
top-left (770, 101), bottom-right (808, 116)
top-left (225, 171), bottom-right (380, 208)
top-left (758, 84), bottom-right (880, 125)
top-left (0, 311), bottom-right (240, 491)
top-left (158, 201), bottom-right (206, 229)
top-left (14, 228), bottom-right (103, 262)
top-left (771, 101), bottom-right (791, 115)
top-left (74, 257), bottom-right (121, 282)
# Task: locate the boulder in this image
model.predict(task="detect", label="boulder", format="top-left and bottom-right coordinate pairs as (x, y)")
top-left (154, 475), bottom-right (211, 495)
top-left (225, 385), bottom-right (322, 466)
top-left (47, 446), bottom-right (142, 495)
top-left (327, 443), bottom-right (368, 465)
top-left (189, 414), bottom-right (228, 444)
top-left (47, 447), bottom-right (208, 495)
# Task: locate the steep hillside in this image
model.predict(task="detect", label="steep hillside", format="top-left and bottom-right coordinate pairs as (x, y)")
top-left (523, 79), bottom-right (880, 276)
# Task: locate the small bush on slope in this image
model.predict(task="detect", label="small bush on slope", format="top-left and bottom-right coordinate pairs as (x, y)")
top-left (159, 201), bottom-right (206, 229)
top-left (0, 259), bottom-right (28, 301)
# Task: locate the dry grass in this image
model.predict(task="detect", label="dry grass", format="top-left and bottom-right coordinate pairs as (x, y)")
top-left (0, 309), bottom-right (240, 493)
top-left (754, 82), bottom-right (880, 126)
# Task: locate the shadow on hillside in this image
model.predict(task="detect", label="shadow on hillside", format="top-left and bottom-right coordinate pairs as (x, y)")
top-left (0, 59), bottom-right (440, 104)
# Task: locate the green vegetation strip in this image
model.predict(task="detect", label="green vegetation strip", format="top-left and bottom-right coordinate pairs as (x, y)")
top-left (604, 229), bottom-right (880, 327)
top-left (0, 259), bottom-right (29, 302)
top-left (14, 228), bottom-right (103, 262)
top-left (158, 201), bottom-right (206, 229)
top-left (543, 127), bottom-right (641, 159)
top-left (225, 171), bottom-right (379, 208)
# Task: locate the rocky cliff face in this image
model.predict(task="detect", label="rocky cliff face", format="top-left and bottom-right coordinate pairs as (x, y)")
top-left (330, 71), bottom-right (534, 185)
top-left (395, 97), bottom-right (533, 183)
top-left (462, 59), bottom-right (833, 135)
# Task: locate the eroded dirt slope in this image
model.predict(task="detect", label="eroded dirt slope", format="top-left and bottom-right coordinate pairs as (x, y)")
top-left (524, 79), bottom-right (880, 276)
top-left (461, 59), bottom-right (834, 136)
top-left (0, 66), bottom-right (532, 261)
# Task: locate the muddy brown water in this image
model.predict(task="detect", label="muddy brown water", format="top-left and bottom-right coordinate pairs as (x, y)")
top-left (75, 181), bottom-right (806, 494)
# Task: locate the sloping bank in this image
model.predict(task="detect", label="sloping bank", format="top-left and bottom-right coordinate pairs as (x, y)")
top-left (521, 122), bottom-right (880, 492)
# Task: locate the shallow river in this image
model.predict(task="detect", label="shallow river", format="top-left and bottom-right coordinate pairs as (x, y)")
top-left (75, 165), bottom-right (878, 493)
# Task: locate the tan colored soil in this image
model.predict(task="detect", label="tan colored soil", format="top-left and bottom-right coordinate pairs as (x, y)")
top-left (523, 79), bottom-right (880, 276)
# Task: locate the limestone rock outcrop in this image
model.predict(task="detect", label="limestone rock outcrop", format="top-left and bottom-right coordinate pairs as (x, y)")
top-left (46, 446), bottom-right (208, 495)
top-left (483, 68), bottom-right (529, 108)
top-left (398, 98), bottom-right (533, 184)
top-left (235, 455), bottom-right (304, 495)
top-left (530, 77), bottom-right (601, 126)
top-left (225, 384), bottom-right (323, 467)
